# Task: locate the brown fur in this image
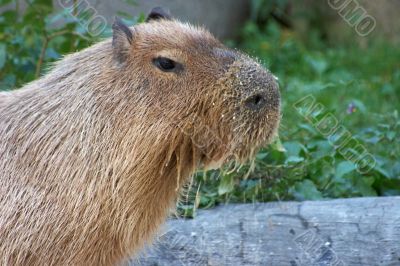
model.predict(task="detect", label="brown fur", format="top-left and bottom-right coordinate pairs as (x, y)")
top-left (0, 15), bottom-right (280, 265)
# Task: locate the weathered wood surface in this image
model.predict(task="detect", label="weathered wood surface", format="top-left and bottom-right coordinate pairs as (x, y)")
top-left (132, 197), bottom-right (400, 266)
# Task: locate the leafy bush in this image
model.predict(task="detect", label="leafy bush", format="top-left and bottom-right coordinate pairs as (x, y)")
top-left (181, 20), bottom-right (399, 215)
top-left (0, 0), bottom-right (140, 90)
top-left (0, 0), bottom-right (94, 89)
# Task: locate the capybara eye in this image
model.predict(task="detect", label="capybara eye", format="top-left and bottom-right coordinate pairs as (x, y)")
top-left (153, 57), bottom-right (179, 72)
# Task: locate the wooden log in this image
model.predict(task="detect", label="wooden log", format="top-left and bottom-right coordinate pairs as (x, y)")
top-left (131, 197), bottom-right (400, 265)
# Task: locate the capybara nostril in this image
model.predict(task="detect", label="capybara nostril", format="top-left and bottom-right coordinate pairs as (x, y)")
top-left (244, 92), bottom-right (267, 110)
top-left (234, 58), bottom-right (280, 115)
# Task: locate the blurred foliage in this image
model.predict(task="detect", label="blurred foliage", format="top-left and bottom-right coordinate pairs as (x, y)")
top-left (180, 4), bottom-right (400, 217)
top-left (0, 0), bottom-right (94, 89)
top-left (0, 0), bottom-right (141, 90)
top-left (0, 0), bottom-right (399, 218)
top-left (250, 0), bottom-right (291, 26)
top-left (243, 20), bottom-right (400, 198)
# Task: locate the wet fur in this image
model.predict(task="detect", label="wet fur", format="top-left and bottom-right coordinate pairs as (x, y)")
top-left (0, 19), bottom-right (280, 265)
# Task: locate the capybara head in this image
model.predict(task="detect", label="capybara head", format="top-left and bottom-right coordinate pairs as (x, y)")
top-left (112, 7), bottom-right (281, 169)
top-left (0, 7), bottom-right (281, 265)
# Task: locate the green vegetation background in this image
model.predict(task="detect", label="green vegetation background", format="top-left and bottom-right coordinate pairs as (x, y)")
top-left (0, 0), bottom-right (399, 217)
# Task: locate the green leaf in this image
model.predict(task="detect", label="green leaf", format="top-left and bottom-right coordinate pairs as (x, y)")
top-left (283, 141), bottom-right (304, 157)
top-left (0, 74), bottom-right (16, 90)
top-left (355, 177), bottom-right (377, 197)
top-left (291, 180), bottom-right (323, 201)
top-left (0, 43), bottom-right (6, 69)
top-left (305, 55), bottom-right (328, 75)
top-left (176, 205), bottom-right (195, 218)
top-left (136, 12), bottom-right (146, 24)
top-left (270, 137), bottom-right (286, 152)
top-left (256, 152), bottom-right (268, 160)
top-left (335, 161), bottom-right (356, 179)
top-left (298, 123), bottom-right (319, 135)
top-left (350, 99), bottom-right (367, 113)
top-left (386, 131), bottom-right (396, 141)
top-left (374, 166), bottom-right (391, 179)
top-left (308, 140), bottom-right (334, 159)
top-left (218, 174), bottom-right (235, 195)
top-left (285, 156), bottom-right (304, 164)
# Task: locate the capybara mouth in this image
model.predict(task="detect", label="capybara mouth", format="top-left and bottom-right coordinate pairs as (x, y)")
top-left (203, 55), bottom-right (281, 166)
top-left (199, 93), bottom-right (281, 169)
top-left (231, 109), bottom-right (281, 164)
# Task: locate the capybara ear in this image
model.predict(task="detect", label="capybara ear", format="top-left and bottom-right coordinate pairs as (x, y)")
top-left (112, 17), bottom-right (133, 64)
top-left (146, 7), bottom-right (172, 22)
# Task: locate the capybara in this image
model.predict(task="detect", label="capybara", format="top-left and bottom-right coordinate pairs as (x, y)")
top-left (0, 7), bottom-right (280, 265)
